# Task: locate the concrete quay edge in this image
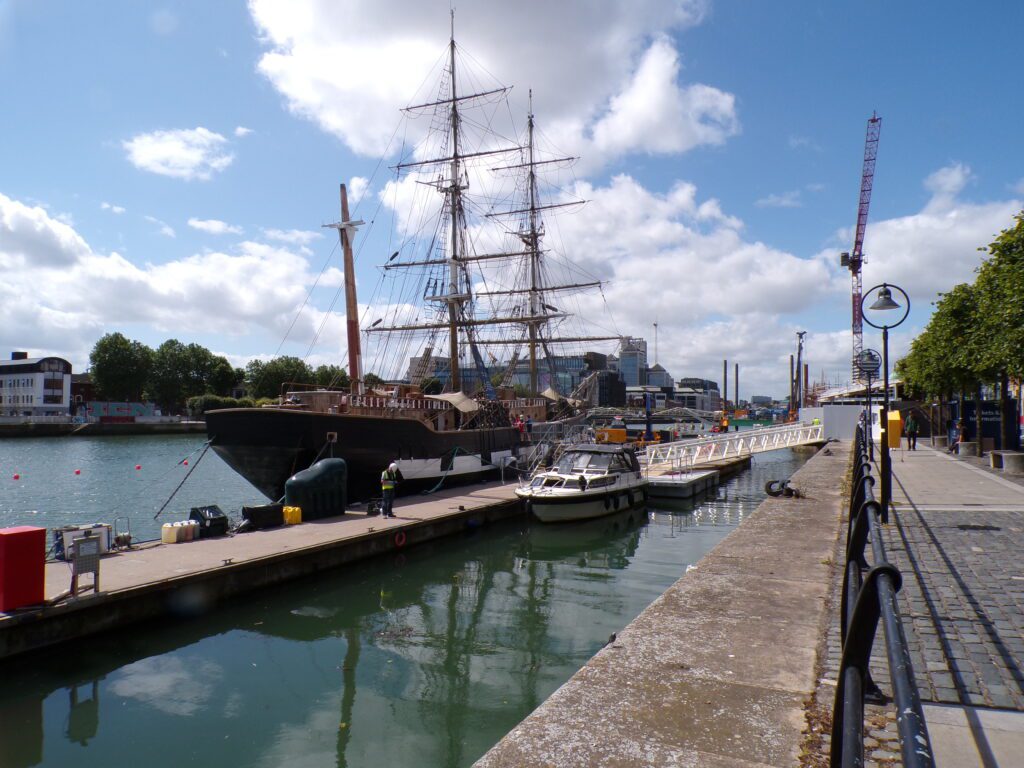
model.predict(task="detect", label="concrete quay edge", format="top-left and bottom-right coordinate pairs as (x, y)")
top-left (0, 487), bottom-right (521, 662)
top-left (475, 442), bottom-right (848, 768)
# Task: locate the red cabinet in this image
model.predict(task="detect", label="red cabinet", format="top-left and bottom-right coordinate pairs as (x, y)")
top-left (0, 526), bottom-right (46, 611)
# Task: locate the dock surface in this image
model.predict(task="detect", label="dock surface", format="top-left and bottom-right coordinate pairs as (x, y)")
top-left (0, 482), bottom-right (521, 660)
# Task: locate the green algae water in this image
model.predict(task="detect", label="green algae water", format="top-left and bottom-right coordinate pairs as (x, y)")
top-left (0, 437), bottom-right (809, 768)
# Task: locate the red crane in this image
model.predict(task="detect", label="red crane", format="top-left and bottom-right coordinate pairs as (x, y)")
top-left (841, 112), bottom-right (882, 383)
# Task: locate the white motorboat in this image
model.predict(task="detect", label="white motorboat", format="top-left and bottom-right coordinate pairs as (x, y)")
top-left (517, 444), bottom-right (649, 523)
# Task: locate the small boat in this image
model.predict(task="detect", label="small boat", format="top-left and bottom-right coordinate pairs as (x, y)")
top-left (517, 444), bottom-right (649, 523)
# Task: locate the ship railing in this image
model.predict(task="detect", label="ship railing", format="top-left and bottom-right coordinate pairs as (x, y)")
top-left (349, 395), bottom-right (450, 411)
top-left (640, 422), bottom-right (823, 471)
top-left (830, 415), bottom-right (933, 767)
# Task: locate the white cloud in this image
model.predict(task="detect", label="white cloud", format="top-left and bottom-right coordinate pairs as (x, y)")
top-left (1013, 178), bottom-right (1024, 195)
top-left (188, 217), bottom-right (244, 235)
top-left (817, 161), bottom-right (1023, 331)
top-left (234, 125), bottom-right (253, 137)
top-left (262, 228), bottom-right (323, 245)
top-left (349, 176), bottom-right (369, 204)
top-left (590, 38), bottom-right (738, 157)
top-left (144, 215), bottom-right (176, 238)
top-left (123, 127), bottom-right (235, 181)
top-left (0, 192), bottom-right (91, 267)
top-left (755, 190), bottom-right (802, 208)
top-left (150, 9), bottom-right (178, 36)
top-left (788, 135), bottom-right (821, 151)
top-left (100, 201), bottom-right (126, 214)
top-left (248, 0), bottom-right (730, 169)
top-left (0, 192), bottom-right (342, 369)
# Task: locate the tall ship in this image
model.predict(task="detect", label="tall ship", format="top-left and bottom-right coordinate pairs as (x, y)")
top-left (206, 23), bottom-right (617, 502)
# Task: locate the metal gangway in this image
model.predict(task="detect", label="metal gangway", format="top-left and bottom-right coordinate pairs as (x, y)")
top-left (641, 421), bottom-right (825, 475)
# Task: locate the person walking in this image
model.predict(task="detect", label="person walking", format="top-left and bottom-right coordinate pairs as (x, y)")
top-left (904, 412), bottom-right (919, 451)
top-left (380, 461), bottom-right (403, 518)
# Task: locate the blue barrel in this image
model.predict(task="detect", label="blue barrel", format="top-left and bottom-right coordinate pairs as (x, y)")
top-left (285, 458), bottom-right (347, 520)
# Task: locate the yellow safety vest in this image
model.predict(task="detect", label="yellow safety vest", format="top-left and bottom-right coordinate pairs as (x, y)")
top-left (381, 470), bottom-right (396, 490)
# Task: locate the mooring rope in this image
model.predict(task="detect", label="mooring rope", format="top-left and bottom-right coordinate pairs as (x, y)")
top-left (152, 438), bottom-right (214, 520)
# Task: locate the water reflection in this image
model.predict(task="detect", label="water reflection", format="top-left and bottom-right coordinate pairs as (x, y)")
top-left (0, 450), bottom-right (808, 768)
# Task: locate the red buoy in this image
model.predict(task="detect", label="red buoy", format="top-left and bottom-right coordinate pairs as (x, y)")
top-left (183, 459), bottom-right (189, 466)
top-left (135, 465), bottom-right (142, 470)
top-left (74, 469), bottom-right (81, 475)
top-left (13, 474), bottom-right (20, 480)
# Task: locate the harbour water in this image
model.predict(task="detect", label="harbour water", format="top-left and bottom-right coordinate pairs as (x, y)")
top-left (0, 437), bottom-right (808, 768)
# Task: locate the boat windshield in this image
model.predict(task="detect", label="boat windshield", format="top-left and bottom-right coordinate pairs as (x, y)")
top-left (556, 451), bottom-right (612, 475)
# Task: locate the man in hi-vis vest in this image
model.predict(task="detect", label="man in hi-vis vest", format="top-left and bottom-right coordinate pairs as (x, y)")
top-left (380, 462), bottom-right (403, 518)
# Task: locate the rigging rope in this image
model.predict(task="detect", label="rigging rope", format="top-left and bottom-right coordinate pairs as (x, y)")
top-left (152, 439), bottom-right (214, 520)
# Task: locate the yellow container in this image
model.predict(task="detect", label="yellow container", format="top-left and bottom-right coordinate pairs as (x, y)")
top-left (887, 411), bottom-right (903, 449)
top-left (283, 506), bottom-right (302, 525)
top-left (161, 523), bottom-right (176, 544)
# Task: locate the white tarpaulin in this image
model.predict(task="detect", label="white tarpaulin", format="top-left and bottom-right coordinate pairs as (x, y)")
top-left (424, 392), bottom-right (480, 413)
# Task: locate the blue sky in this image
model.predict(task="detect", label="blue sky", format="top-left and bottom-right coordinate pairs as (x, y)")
top-left (1, 0), bottom-right (1021, 398)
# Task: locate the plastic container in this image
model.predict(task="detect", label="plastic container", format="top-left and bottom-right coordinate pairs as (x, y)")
top-left (161, 524), bottom-right (176, 544)
top-left (189, 520), bottom-right (200, 541)
top-left (283, 506), bottom-right (302, 525)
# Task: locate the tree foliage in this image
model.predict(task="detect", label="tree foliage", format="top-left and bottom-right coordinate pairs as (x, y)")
top-left (897, 212), bottom-right (1024, 398)
top-left (89, 333), bottom-right (153, 401)
top-left (245, 356), bottom-right (313, 399)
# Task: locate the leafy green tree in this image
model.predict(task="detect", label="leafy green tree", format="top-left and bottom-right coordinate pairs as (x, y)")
top-left (207, 356), bottom-right (240, 396)
top-left (89, 332), bottom-right (153, 401)
top-left (420, 376), bottom-right (442, 395)
top-left (363, 372), bottom-right (384, 390)
top-left (147, 340), bottom-right (207, 412)
top-left (313, 364), bottom-right (350, 390)
top-left (246, 356), bottom-right (313, 398)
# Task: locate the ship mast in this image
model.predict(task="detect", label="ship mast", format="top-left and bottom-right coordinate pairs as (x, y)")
top-left (525, 91), bottom-right (541, 395)
top-left (324, 183), bottom-right (365, 393)
top-left (446, 12), bottom-right (463, 392)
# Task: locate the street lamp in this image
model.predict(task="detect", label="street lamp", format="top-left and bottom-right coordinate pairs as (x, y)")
top-left (856, 349), bottom-right (882, 460)
top-left (862, 283), bottom-right (910, 520)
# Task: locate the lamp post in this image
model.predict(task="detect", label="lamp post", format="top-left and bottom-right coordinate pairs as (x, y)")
top-left (856, 349), bottom-right (882, 460)
top-left (862, 283), bottom-right (910, 520)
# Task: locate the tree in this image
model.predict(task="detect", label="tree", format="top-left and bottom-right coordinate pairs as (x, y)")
top-left (147, 340), bottom-right (197, 412)
top-left (89, 333), bottom-right (153, 401)
top-left (246, 356), bottom-right (313, 398)
top-left (207, 356), bottom-right (240, 396)
top-left (313, 364), bottom-right (350, 390)
top-left (363, 372), bottom-right (384, 390)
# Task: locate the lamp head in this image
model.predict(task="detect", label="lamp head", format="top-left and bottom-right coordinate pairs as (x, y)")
top-left (869, 285), bottom-right (901, 311)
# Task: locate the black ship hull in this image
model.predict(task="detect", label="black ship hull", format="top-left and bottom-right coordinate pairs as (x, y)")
top-left (205, 408), bottom-right (524, 502)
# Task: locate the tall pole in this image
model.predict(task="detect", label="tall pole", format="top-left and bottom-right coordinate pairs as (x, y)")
top-left (526, 92), bottom-right (540, 396)
top-left (324, 184), bottom-right (365, 394)
top-left (880, 326), bottom-right (891, 521)
top-left (723, 359), bottom-right (728, 411)
top-left (734, 362), bottom-right (739, 411)
top-left (790, 355), bottom-right (795, 410)
top-left (446, 17), bottom-right (462, 392)
top-left (866, 371), bottom-right (874, 461)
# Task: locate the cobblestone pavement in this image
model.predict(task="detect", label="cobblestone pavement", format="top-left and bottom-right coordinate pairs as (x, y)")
top-left (804, 443), bottom-right (1024, 767)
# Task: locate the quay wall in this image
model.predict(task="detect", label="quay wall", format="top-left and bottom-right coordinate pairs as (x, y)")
top-left (0, 496), bottom-right (520, 662)
top-left (0, 421), bottom-right (207, 438)
top-left (476, 442), bottom-right (848, 767)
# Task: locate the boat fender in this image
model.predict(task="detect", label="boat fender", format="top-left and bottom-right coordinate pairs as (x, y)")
top-left (394, 530), bottom-right (407, 548)
top-left (627, 491), bottom-right (634, 507)
top-left (604, 496), bottom-right (611, 510)
top-left (612, 495), bottom-right (619, 510)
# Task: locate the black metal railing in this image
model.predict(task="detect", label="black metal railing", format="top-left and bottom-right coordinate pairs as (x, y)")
top-left (830, 415), bottom-right (934, 767)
